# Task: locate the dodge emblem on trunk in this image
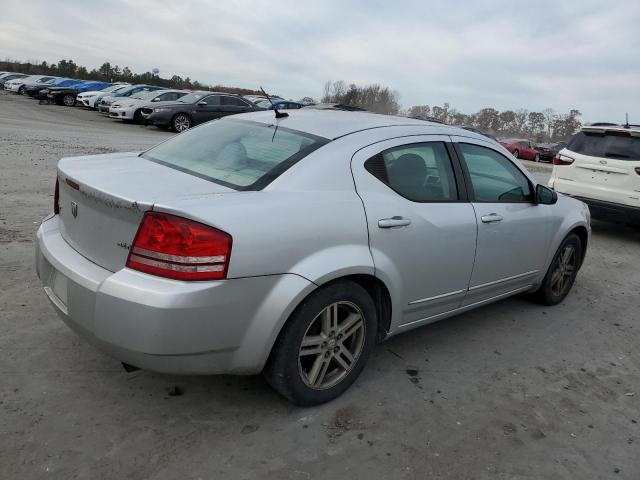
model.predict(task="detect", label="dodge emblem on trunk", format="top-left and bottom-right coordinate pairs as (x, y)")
top-left (71, 201), bottom-right (78, 218)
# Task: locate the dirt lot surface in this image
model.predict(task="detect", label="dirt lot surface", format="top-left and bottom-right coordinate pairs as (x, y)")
top-left (1, 92), bottom-right (638, 479)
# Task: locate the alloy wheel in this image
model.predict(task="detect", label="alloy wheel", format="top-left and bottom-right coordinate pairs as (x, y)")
top-left (550, 244), bottom-right (576, 297)
top-left (174, 114), bottom-right (191, 132)
top-left (298, 301), bottom-right (366, 390)
top-left (63, 95), bottom-right (75, 106)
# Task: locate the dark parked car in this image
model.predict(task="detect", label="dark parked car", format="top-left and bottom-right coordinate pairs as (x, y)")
top-left (535, 141), bottom-right (568, 162)
top-left (144, 91), bottom-right (265, 132)
top-left (37, 79), bottom-right (84, 102)
top-left (499, 138), bottom-right (539, 161)
top-left (25, 77), bottom-right (61, 97)
top-left (46, 81), bottom-right (112, 106)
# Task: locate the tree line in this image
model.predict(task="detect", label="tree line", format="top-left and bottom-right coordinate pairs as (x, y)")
top-left (0, 58), bottom-right (265, 96)
top-left (323, 80), bottom-right (582, 142)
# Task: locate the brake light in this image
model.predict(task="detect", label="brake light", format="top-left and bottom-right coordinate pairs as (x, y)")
top-left (553, 154), bottom-right (575, 166)
top-left (126, 212), bottom-right (232, 281)
top-left (54, 178), bottom-right (60, 214)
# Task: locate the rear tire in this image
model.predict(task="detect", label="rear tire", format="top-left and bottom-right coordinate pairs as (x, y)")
top-left (172, 113), bottom-right (192, 132)
top-left (133, 109), bottom-right (143, 124)
top-left (264, 280), bottom-right (377, 406)
top-left (535, 233), bottom-right (582, 305)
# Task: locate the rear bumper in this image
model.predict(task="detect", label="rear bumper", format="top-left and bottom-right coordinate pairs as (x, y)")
top-left (36, 216), bottom-right (315, 375)
top-left (572, 196), bottom-right (640, 224)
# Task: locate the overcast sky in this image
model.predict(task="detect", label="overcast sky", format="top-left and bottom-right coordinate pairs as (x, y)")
top-left (1, 0), bottom-right (638, 121)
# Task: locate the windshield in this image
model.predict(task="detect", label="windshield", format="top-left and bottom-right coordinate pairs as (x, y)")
top-left (567, 131), bottom-right (640, 161)
top-left (141, 119), bottom-right (329, 190)
top-left (178, 93), bottom-right (207, 104)
top-left (131, 90), bottom-right (160, 100)
top-left (100, 84), bottom-right (123, 93)
top-left (255, 99), bottom-right (271, 108)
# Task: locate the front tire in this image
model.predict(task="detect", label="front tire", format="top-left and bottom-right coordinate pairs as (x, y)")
top-left (172, 113), bottom-right (192, 132)
top-left (18, 85), bottom-right (26, 95)
top-left (535, 233), bottom-right (582, 305)
top-left (62, 94), bottom-right (75, 107)
top-left (264, 280), bottom-right (377, 406)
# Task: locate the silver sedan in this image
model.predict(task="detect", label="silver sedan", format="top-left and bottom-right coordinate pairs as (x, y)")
top-left (35, 110), bottom-right (590, 405)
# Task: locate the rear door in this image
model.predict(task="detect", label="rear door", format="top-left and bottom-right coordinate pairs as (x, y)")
top-left (220, 95), bottom-right (253, 115)
top-left (451, 136), bottom-right (552, 304)
top-left (351, 136), bottom-right (477, 329)
top-left (553, 130), bottom-right (640, 207)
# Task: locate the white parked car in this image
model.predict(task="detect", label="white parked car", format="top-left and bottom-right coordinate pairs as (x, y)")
top-left (6, 75), bottom-right (58, 94)
top-left (549, 123), bottom-right (640, 228)
top-left (76, 84), bottom-right (130, 109)
top-left (109, 89), bottom-right (187, 122)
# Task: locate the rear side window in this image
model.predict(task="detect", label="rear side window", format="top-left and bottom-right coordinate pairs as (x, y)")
top-left (222, 96), bottom-right (249, 106)
top-left (141, 119), bottom-right (329, 190)
top-left (567, 131), bottom-right (640, 160)
top-left (459, 143), bottom-right (533, 202)
top-left (365, 142), bottom-right (459, 202)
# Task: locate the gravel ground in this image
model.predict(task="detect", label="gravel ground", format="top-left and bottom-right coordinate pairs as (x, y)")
top-left (1, 91), bottom-right (639, 480)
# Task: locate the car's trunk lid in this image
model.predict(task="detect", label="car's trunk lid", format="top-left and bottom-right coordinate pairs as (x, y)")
top-left (57, 152), bottom-right (234, 272)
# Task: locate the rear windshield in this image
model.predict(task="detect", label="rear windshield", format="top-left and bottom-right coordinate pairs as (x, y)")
top-left (141, 119), bottom-right (329, 190)
top-left (567, 131), bottom-right (640, 161)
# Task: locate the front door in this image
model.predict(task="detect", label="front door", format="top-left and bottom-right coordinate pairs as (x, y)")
top-left (193, 94), bottom-right (222, 124)
top-left (451, 136), bottom-right (553, 305)
top-left (351, 136), bottom-right (477, 330)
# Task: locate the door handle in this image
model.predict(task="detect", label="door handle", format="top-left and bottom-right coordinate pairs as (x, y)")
top-left (481, 213), bottom-right (503, 223)
top-left (378, 216), bottom-right (412, 228)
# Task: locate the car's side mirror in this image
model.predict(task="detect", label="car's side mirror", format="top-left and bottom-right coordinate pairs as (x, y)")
top-left (197, 101), bottom-right (207, 106)
top-left (151, 98), bottom-right (159, 102)
top-left (536, 184), bottom-right (558, 205)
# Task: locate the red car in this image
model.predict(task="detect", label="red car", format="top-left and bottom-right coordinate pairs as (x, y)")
top-left (499, 138), bottom-right (540, 161)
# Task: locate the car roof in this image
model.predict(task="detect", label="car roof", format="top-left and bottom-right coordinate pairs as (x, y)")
top-left (582, 124), bottom-right (640, 134)
top-left (234, 109), bottom-right (461, 140)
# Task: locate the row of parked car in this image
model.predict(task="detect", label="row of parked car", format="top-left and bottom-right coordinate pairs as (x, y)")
top-left (0, 71), bottom-right (312, 132)
top-left (499, 138), bottom-right (568, 163)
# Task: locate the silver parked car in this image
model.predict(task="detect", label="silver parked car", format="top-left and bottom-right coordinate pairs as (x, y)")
top-left (36, 110), bottom-right (590, 405)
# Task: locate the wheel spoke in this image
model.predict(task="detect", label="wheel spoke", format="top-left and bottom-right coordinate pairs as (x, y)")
top-left (313, 358), bottom-right (332, 387)
top-left (341, 317), bottom-right (363, 342)
top-left (334, 349), bottom-right (353, 371)
top-left (299, 335), bottom-right (324, 357)
top-left (338, 313), bottom-right (361, 335)
top-left (321, 303), bottom-right (339, 334)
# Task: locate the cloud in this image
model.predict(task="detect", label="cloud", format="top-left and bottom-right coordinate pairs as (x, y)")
top-left (1, 0), bottom-right (639, 121)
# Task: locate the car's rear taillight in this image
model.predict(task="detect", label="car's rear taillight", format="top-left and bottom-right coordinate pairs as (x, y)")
top-left (54, 178), bottom-right (60, 214)
top-left (126, 212), bottom-right (232, 281)
top-left (553, 154), bottom-right (575, 166)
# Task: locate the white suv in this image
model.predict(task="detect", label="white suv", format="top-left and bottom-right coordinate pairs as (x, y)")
top-left (549, 124), bottom-right (640, 227)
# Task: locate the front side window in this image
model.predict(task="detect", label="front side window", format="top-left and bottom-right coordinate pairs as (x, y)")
top-left (459, 143), bottom-right (532, 202)
top-left (365, 142), bottom-right (458, 202)
top-left (141, 119), bottom-right (328, 190)
top-left (203, 95), bottom-right (221, 106)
